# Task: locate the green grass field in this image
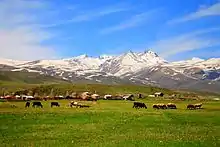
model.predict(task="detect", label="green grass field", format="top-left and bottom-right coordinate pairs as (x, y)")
top-left (0, 100), bottom-right (220, 147)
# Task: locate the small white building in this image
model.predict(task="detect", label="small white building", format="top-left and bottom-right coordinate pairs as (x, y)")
top-left (213, 98), bottom-right (220, 101)
top-left (15, 95), bottom-right (21, 99)
top-left (22, 95), bottom-right (34, 100)
top-left (104, 95), bottom-right (112, 99)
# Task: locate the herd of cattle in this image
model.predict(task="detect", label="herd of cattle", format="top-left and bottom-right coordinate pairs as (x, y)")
top-left (25, 101), bottom-right (90, 108)
top-left (133, 102), bottom-right (203, 109)
top-left (23, 101), bottom-right (203, 110)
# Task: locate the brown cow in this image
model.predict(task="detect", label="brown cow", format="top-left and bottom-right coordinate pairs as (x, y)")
top-left (187, 104), bottom-right (196, 109)
top-left (194, 103), bottom-right (202, 109)
top-left (153, 104), bottom-right (167, 109)
top-left (158, 104), bottom-right (167, 109)
top-left (153, 104), bottom-right (160, 109)
top-left (167, 103), bottom-right (177, 109)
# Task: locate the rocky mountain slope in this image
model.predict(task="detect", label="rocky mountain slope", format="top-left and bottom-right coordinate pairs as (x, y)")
top-left (0, 50), bottom-right (220, 93)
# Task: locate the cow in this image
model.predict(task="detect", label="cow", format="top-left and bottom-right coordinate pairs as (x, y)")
top-left (187, 104), bottom-right (196, 110)
top-left (51, 102), bottom-right (60, 107)
top-left (79, 104), bottom-right (90, 108)
top-left (153, 104), bottom-right (167, 109)
top-left (133, 102), bottom-right (147, 109)
top-left (153, 104), bottom-right (160, 109)
top-left (157, 104), bottom-right (167, 109)
top-left (25, 101), bottom-right (30, 108)
top-left (32, 102), bottom-right (43, 108)
top-left (167, 103), bottom-right (177, 109)
top-left (69, 101), bottom-right (78, 107)
top-left (194, 103), bottom-right (202, 109)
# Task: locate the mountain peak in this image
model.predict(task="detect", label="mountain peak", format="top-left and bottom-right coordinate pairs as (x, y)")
top-left (143, 49), bottom-right (159, 57)
top-left (76, 54), bottom-right (88, 59)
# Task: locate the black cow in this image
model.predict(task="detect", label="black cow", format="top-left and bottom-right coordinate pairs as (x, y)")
top-left (32, 102), bottom-right (43, 108)
top-left (79, 104), bottom-right (90, 108)
top-left (25, 101), bottom-right (30, 108)
top-left (133, 102), bottom-right (147, 109)
top-left (51, 102), bottom-right (60, 107)
top-left (138, 94), bottom-right (142, 98)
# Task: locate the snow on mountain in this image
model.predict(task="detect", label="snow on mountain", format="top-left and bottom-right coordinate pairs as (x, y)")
top-left (7, 54), bottom-right (114, 76)
top-left (100, 50), bottom-right (168, 76)
top-left (167, 57), bottom-right (220, 68)
top-left (99, 55), bottom-right (114, 60)
top-left (164, 57), bottom-right (220, 72)
top-left (162, 57), bottom-right (220, 81)
top-left (0, 50), bottom-right (220, 83)
top-left (63, 54), bottom-right (113, 71)
top-left (0, 51), bottom-right (219, 76)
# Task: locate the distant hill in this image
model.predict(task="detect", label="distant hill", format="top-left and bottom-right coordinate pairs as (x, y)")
top-left (0, 71), bottom-right (69, 84)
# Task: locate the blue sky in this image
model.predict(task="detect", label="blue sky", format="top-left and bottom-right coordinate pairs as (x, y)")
top-left (0, 0), bottom-right (220, 61)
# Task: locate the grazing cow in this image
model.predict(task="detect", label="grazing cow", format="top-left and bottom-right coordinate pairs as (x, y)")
top-left (153, 104), bottom-right (167, 109)
top-left (79, 104), bottom-right (90, 108)
top-left (167, 103), bottom-right (177, 109)
top-left (158, 104), bottom-right (167, 109)
top-left (153, 104), bottom-right (160, 109)
top-left (187, 104), bottom-right (196, 110)
top-left (25, 101), bottom-right (30, 108)
top-left (32, 102), bottom-right (43, 108)
top-left (133, 102), bottom-right (147, 109)
top-left (69, 101), bottom-right (80, 108)
top-left (51, 102), bottom-right (60, 107)
top-left (69, 101), bottom-right (90, 108)
top-left (194, 103), bottom-right (202, 109)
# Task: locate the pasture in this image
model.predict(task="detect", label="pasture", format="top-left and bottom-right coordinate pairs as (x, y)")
top-left (0, 100), bottom-right (220, 147)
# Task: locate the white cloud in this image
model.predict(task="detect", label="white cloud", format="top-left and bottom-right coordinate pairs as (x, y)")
top-left (150, 28), bottom-right (220, 58)
top-left (168, 2), bottom-right (220, 24)
top-left (0, 0), bottom-right (56, 60)
top-left (40, 4), bottom-right (130, 28)
top-left (100, 9), bottom-right (159, 34)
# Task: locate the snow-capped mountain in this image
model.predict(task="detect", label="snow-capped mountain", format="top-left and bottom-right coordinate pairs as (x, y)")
top-left (100, 50), bottom-right (167, 76)
top-left (164, 57), bottom-right (220, 81)
top-left (0, 50), bottom-right (220, 93)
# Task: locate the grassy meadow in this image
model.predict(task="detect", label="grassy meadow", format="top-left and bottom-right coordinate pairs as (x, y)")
top-left (0, 99), bottom-right (220, 147)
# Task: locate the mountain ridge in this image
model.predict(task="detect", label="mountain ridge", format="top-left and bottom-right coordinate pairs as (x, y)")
top-left (0, 50), bottom-right (220, 93)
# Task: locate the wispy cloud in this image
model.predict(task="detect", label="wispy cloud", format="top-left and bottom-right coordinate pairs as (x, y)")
top-left (100, 9), bottom-right (159, 34)
top-left (168, 2), bottom-right (220, 24)
top-left (150, 27), bottom-right (220, 58)
top-left (0, 0), bottom-right (56, 60)
top-left (40, 5), bottom-right (130, 28)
